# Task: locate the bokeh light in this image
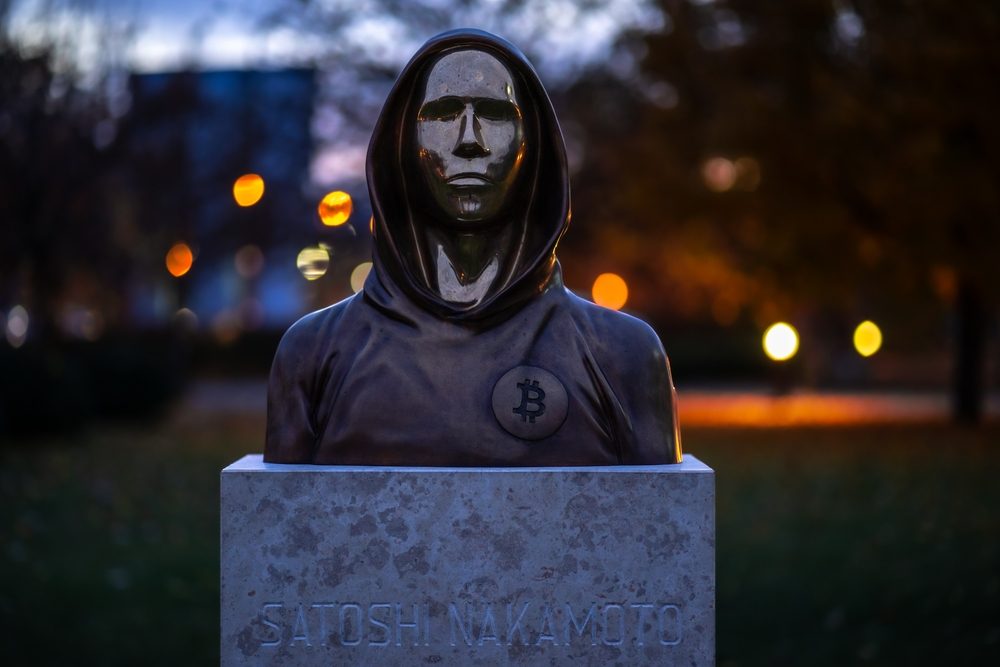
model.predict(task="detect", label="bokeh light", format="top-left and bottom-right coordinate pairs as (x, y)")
top-left (211, 309), bottom-right (241, 344)
top-left (296, 245), bottom-right (330, 281)
top-left (165, 242), bottom-right (193, 278)
top-left (60, 306), bottom-right (103, 341)
top-left (763, 322), bottom-right (799, 361)
top-left (173, 307), bottom-right (199, 333)
top-left (702, 157), bottom-right (736, 192)
top-left (234, 244), bottom-right (265, 279)
top-left (853, 320), bottom-right (883, 357)
top-left (930, 265), bottom-right (957, 301)
top-left (350, 261), bottom-right (373, 293)
top-left (592, 273), bottom-right (629, 311)
top-left (6, 304), bottom-right (29, 348)
top-left (233, 173), bottom-right (265, 207)
top-left (318, 190), bottom-right (352, 226)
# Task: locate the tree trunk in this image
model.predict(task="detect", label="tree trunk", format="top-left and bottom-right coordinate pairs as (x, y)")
top-left (952, 276), bottom-right (985, 424)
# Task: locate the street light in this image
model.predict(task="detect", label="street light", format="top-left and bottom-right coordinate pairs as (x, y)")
top-left (763, 322), bottom-right (799, 362)
top-left (853, 320), bottom-right (883, 357)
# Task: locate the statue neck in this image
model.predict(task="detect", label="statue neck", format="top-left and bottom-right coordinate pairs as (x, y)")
top-left (425, 225), bottom-right (513, 306)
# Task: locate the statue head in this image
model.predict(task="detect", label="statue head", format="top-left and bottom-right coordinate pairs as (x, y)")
top-left (413, 49), bottom-right (527, 226)
top-left (367, 29), bottom-right (570, 319)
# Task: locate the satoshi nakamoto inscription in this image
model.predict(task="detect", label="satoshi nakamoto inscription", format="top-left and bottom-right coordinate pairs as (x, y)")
top-left (220, 456), bottom-right (716, 665)
top-left (251, 599), bottom-right (682, 650)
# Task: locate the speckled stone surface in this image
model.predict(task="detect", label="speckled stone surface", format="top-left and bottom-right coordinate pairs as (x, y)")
top-left (221, 456), bottom-right (714, 666)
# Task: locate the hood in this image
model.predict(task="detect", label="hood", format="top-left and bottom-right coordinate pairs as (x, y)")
top-left (365, 28), bottom-right (571, 325)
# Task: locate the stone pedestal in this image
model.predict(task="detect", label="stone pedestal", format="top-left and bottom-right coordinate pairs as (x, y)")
top-left (221, 456), bottom-right (714, 666)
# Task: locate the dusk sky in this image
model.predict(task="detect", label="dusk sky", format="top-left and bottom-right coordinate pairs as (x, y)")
top-left (5, 0), bottom-right (668, 183)
top-left (8, 0), bottom-right (667, 76)
top-left (9, 0), bottom-right (311, 71)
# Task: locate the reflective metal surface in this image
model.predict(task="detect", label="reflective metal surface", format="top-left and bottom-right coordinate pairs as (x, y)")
top-left (415, 49), bottom-right (526, 226)
top-left (414, 49), bottom-right (528, 307)
top-left (265, 29), bottom-right (682, 466)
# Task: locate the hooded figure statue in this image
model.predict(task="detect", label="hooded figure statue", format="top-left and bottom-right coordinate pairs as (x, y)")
top-left (265, 29), bottom-right (682, 466)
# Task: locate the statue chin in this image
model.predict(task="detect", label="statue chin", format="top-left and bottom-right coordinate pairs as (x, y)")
top-left (454, 192), bottom-right (486, 220)
top-left (438, 189), bottom-right (506, 226)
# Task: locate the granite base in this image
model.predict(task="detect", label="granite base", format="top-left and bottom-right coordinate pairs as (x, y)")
top-left (221, 455), bottom-right (714, 665)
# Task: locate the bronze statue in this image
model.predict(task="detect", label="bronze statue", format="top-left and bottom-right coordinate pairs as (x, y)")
top-left (265, 29), bottom-right (682, 466)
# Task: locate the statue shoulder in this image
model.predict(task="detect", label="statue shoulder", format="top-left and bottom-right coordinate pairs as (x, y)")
top-left (564, 290), bottom-right (667, 361)
top-left (563, 289), bottom-right (682, 464)
top-left (274, 295), bottom-right (358, 360)
top-left (266, 296), bottom-right (358, 464)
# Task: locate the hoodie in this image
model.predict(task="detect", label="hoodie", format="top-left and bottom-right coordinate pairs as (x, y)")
top-left (265, 29), bottom-right (682, 465)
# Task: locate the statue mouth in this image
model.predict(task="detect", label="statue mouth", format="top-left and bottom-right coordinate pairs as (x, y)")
top-left (447, 173), bottom-right (493, 187)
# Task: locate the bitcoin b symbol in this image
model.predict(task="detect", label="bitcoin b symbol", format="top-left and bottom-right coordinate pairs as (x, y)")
top-left (513, 379), bottom-right (546, 423)
top-left (492, 366), bottom-right (567, 440)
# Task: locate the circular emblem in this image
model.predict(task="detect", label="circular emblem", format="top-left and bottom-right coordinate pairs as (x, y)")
top-left (491, 366), bottom-right (568, 441)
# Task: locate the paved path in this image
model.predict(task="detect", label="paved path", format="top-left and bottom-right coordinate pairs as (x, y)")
top-left (679, 389), bottom-right (1000, 426)
top-left (176, 379), bottom-right (1000, 427)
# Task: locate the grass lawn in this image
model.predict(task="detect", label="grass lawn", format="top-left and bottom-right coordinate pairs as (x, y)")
top-left (2, 411), bottom-right (998, 665)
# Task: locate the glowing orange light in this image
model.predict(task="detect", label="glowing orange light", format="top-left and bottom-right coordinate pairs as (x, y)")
top-left (853, 320), bottom-right (883, 357)
top-left (592, 273), bottom-right (629, 311)
top-left (678, 392), bottom-right (927, 427)
top-left (166, 242), bottom-right (194, 277)
top-left (763, 322), bottom-right (799, 361)
top-left (318, 190), bottom-right (352, 226)
top-left (369, 216), bottom-right (375, 235)
top-left (233, 173), bottom-right (265, 207)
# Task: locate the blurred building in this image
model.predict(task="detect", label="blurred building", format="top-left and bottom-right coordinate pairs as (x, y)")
top-left (125, 68), bottom-right (321, 332)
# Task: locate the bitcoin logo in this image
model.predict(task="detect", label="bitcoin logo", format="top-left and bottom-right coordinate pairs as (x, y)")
top-left (513, 380), bottom-right (546, 423)
top-left (492, 366), bottom-right (567, 440)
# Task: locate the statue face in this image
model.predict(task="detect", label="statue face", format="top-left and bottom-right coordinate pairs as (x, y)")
top-left (415, 49), bottom-right (526, 225)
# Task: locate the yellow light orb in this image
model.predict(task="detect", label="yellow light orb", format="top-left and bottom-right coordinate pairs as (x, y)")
top-left (166, 242), bottom-right (194, 278)
top-left (763, 322), bottom-right (799, 362)
top-left (853, 320), bottom-right (883, 357)
top-left (592, 273), bottom-right (629, 311)
top-left (318, 190), bottom-right (352, 226)
top-left (350, 261), bottom-right (373, 293)
top-left (296, 246), bottom-right (330, 281)
top-left (233, 173), bottom-right (265, 207)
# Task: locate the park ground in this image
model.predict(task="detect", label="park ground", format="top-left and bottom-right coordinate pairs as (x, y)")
top-left (1, 384), bottom-right (998, 665)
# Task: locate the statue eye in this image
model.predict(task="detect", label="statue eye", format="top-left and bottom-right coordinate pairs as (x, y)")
top-left (475, 99), bottom-right (519, 121)
top-left (418, 98), bottom-right (464, 121)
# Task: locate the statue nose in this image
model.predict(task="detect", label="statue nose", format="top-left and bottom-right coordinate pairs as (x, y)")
top-left (452, 104), bottom-right (491, 158)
